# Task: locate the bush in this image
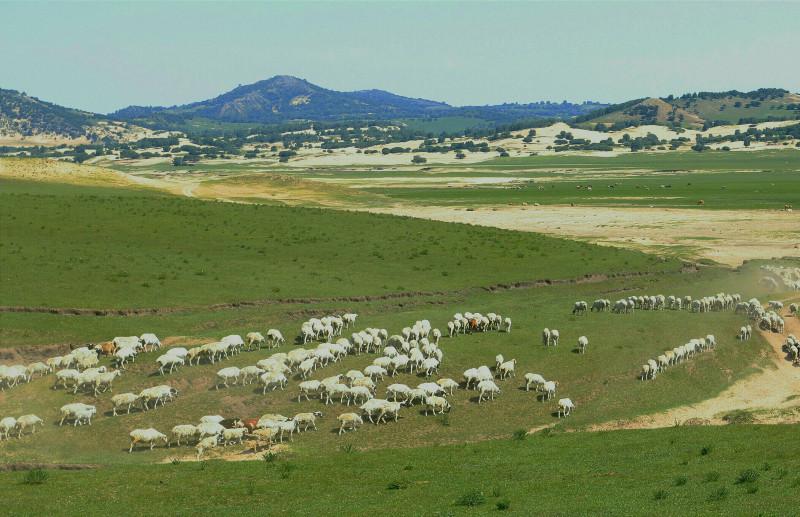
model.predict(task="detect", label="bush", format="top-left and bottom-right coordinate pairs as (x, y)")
top-left (707, 487), bottom-right (728, 502)
top-left (674, 475), bottom-right (688, 486)
top-left (704, 471), bottom-right (721, 483)
top-left (722, 410), bottom-right (755, 424)
top-left (387, 480), bottom-right (410, 490)
top-left (411, 155), bottom-right (427, 164)
top-left (746, 485), bottom-right (759, 494)
top-left (496, 499), bottom-right (511, 510)
top-left (22, 469), bottom-right (48, 485)
top-left (512, 429), bottom-right (527, 441)
top-left (653, 489), bottom-right (668, 500)
top-left (736, 469), bottom-right (760, 484)
top-left (455, 489), bottom-right (486, 507)
top-left (700, 445), bottom-right (712, 456)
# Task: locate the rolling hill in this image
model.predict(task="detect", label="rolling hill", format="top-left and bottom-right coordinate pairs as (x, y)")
top-left (110, 75), bottom-right (606, 127)
top-left (576, 88), bottom-right (800, 130)
top-left (0, 89), bottom-right (147, 146)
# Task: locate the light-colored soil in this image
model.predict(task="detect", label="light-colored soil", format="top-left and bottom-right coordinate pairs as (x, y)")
top-left (368, 205), bottom-right (800, 266)
top-left (587, 308), bottom-right (800, 431)
top-left (0, 157), bottom-right (139, 188)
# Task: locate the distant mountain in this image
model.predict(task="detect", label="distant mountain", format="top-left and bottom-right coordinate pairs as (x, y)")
top-left (0, 88), bottom-right (102, 140)
top-left (110, 75), bottom-right (606, 127)
top-left (575, 88), bottom-right (800, 129)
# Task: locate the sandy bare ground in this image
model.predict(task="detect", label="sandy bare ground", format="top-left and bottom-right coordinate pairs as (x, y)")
top-left (586, 309), bottom-right (800, 432)
top-left (368, 205), bottom-right (799, 266)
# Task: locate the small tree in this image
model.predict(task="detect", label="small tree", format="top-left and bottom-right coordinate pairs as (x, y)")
top-left (411, 155), bottom-right (427, 164)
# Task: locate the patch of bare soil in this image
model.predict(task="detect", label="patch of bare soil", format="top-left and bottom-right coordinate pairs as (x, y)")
top-left (158, 443), bottom-right (290, 463)
top-left (369, 205), bottom-right (799, 267)
top-left (0, 157), bottom-right (139, 188)
top-left (587, 306), bottom-right (800, 431)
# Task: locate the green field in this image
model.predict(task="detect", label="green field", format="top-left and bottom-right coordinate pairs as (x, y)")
top-left (1, 163), bottom-right (798, 515)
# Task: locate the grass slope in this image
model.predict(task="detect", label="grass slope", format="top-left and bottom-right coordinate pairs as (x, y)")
top-left (2, 425), bottom-right (797, 515)
top-left (0, 179), bottom-right (677, 308)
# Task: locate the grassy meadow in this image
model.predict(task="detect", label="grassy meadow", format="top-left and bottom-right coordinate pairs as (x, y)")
top-left (0, 159), bottom-right (797, 515)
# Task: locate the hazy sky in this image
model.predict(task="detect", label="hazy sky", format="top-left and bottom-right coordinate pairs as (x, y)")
top-left (2, 1), bottom-right (799, 114)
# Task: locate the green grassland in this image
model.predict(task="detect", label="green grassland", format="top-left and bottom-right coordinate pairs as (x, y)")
top-left (0, 178), bottom-right (677, 308)
top-left (2, 425), bottom-right (798, 515)
top-left (1, 165), bottom-right (798, 515)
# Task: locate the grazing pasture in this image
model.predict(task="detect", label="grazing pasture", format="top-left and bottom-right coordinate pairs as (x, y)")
top-left (1, 160), bottom-right (798, 516)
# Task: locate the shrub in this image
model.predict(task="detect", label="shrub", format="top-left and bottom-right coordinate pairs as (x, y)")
top-left (674, 475), bottom-right (688, 486)
top-left (722, 410), bottom-right (755, 424)
top-left (746, 485), bottom-right (759, 494)
top-left (707, 487), bottom-right (728, 501)
top-left (455, 489), bottom-right (486, 507)
top-left (23, 469), bottom-right (48, 485)
top-left (263, 451), bottom-right (277, 463)
top-left (700, 445), bottom-right (712, 456)
top-left (704, 471), bottom-right (721, 483)
top-left (496, 499), bottom-right (511, 510)
top-left (736, 469), bottom-right (759, 484)
top-left (512, 429), bottom-right (527, 441)
top-left (387, 480), bottom-right (410, 490)
top-left (340, 443), bottom-right (355, 454)
top-left (653, 489), bottom-right (668, 500)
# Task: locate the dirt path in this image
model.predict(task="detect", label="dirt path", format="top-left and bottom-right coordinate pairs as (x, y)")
top-left (368, 205), bottom-right (799, 267)
top-left (588, 312), bottom-right (800, 431)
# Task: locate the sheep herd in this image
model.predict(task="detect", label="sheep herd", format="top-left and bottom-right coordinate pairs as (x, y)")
top-left (1, 286), bottom-right (796, 459)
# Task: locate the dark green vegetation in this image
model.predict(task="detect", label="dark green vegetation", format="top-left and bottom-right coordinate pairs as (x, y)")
top-left (1, 425), bottom-right (797, 515)
top-left (577, 88), bottom-right (800, 130)
top-left (0, 88), bottom-right (101, 139)
top-left (110, 75), bottom-right (604, 127)
top-left (0, 178), bottom-right (677, 308)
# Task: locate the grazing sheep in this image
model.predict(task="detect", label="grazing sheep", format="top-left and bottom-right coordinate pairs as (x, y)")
top-left (140, 333), bottom-right (161, 352)
top-left (524, 373), bottom-right (546, 392)
top-left (26, 362), bottom-right (51, 378)
top-left (542, 328), bottom-right (551, 347)
top-left (260, 371), bottom-right (287, 393)
top-left (245, 332), bottom-right (265, 351)
top-left (197, 421), bottom-right (225, 439)
top-left (59, 403), bottom-right (96, 426)
top-left (266, 329), bottom-right (285, 347)
top-left (573, 301), bottom-right (588, 315)
top-left (216, 367), bottom-right (241, 389)
top-left (557, 398), bottom-right (575, 418)
top-left (15, 415), bottom-right (44, 437)
top-left (640, 364), bottom-right (653, 380)
top-left (54, 368), bottom-right (80, 390)
top-left (196, 435), bottom-right (218, 460)
top-left (436, 378), bottom-right (459, 395)
top-left (348, 386), bottom-right (374, 405)
top-left (495, 354), bottom-right (504, 370)
top-left (156, 354), bottom-right (184, 375)
top-left (542, 381), bottom-right (557, 400)
top-left (139, 385), bottom-right (178, 410)
top-left (364, 365), bottom-right (387, 381)
top-left (504, 317), bottom-right (512, 333)
top-left (338, 413), bottom-right (363, 435)
top-left (421, 357), bottom-right (440, 377)
top-left (498, 359), bottom-right (517, 379)
top-left (550, 329), bottom-right (560, 347)
top-left (94, 370), bottom-right (122, 395)
top-left (424, 396), bottom-right (451, 415)
top-left (111, 393), bottom-right (139, 416)
top-left (129, 428), bottom-right (168, 453)
top-left (477, 380), bottom-right (500, 403)
top-left (293, 411), bottom-right (323, 432)
top-left (297, 380), bottom-right (322, 402)
top-left (221, 427), bottom-right (248, 446)
top-left (577, 336), bottom-right (589, 354)
top-left (240, 365), bottom-right (265, 385)
top-left (171, 424), bottom-right (198, 446)
top-left (387, 383), bottom-right (412, 402)
top-left (0, 417), bottom-right (17, 440)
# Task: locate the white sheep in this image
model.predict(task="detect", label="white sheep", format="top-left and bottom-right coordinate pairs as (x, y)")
top-left (577, 336), bottom-right (589, 354)
top-left (171, 424), bottom-right (198, 446)
top-left (504, 317), bottom-right (512, 333)
top-left (337, 413), bottom-right (363, 435)
top-left (26, 362), bottom-right (51, 378)
top-left (557, 398), bottom-right (575, 418)
top-left (421, 357), bottom-right (440, 377)
top-left (216, 367), bottom-right (241, 389)
top-left (364, 365), bottom-right (387, 381)
top-left (15, 415), bottom-right (44, 437)
top-left (542, 328), bottom-right (551, 346)
top-left (297, 380), bottom-right (322, 402)
top-left (498, 359), bottom-right (517, 379)
top-left (477, 380), bottom-right (500, 403)
top-left (129, 428), bottom-right (168, 452)
top-left (196, 435), bottom-right (218, 460)
top-left (240, 365), bottom-right (265, 385)
top-left (260, 371), bottom-right (287, 393)
top-left (94, 370), bottom-right (122, 395)
top-left (222, 427), bottom-right (248, 446)
top-left (436, 378), bottom-right (459, 395)
top-left (111, 393), bottom-right (139, 416)
top-left (293, 411), bottom-right (323, 432)
top-left (54, 368), bottom-right (80, 390)
top-left (0, 417), bottom-right (17, 439)
top-left (267, 329), bottom-right (285, 347)
top-left (246, 332), bottom-right (265, 351)
top-left (140, 333), bottom-right (161, 352)
top-left (424, 396), bottom-right (451, 415)
top-left (550, 329), bottom-right (560, 347)
top-left (524, 373), bottom-right (546, 392)
top-left (156, 354), bottom-right (184, 375)
top-left (59, 403), bottom-right (96, 426)
top-left (542, 380), bottom-right (557, 400)
top-left (197, 421), bottom-right (225, 439)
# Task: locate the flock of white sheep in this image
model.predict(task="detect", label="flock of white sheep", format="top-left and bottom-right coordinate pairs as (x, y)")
top-left (2, 284), bottom-right (795, 456)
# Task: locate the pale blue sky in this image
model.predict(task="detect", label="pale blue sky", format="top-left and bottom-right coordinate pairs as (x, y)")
top-left (1, 1), bottom-right (798, 114)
